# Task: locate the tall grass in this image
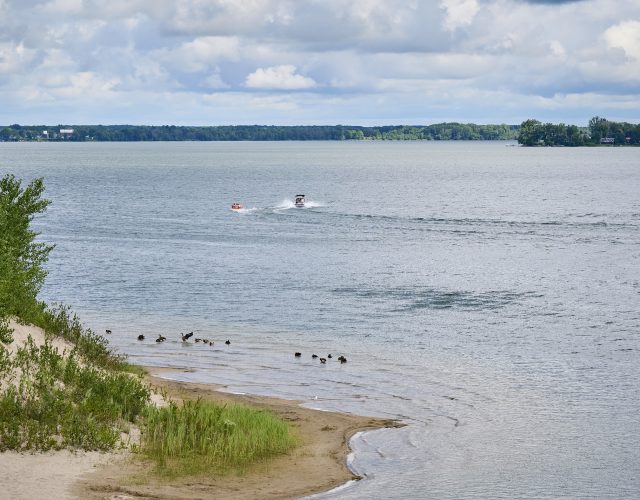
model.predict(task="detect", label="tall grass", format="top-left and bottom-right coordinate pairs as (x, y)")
top-left (0, 334), bottom-right (150, 451)
top-left (140, 399), bottom-right (297, 477)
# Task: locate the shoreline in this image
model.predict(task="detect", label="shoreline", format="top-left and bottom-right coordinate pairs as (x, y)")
top-left (0, 322), bottom-right (401, 499)
top-left (74, 366), bottom-right (401, 499)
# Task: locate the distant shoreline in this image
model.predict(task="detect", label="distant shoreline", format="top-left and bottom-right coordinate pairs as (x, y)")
top-left (0, 123), bottom-right (519, 142)
top-left (3, 117), bottom-right (638, 146)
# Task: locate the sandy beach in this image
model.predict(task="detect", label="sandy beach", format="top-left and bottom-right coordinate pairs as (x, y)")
top-left (0, 321), bottom-right (400, 500)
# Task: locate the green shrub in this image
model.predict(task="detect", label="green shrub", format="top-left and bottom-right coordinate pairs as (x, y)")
top-left (0, 174), bottom-right (54, 341)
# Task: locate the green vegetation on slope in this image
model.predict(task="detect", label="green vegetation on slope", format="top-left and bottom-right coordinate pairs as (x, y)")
top-left (0, 174), bottom-right (296, 472)
top-left (0, 334), bottom-right (150, 451)
top-left (0, 174), bottom-right (150, 450)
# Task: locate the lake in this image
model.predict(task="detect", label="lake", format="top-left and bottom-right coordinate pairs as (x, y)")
top-left (2, 141), bottom-right (639, 498)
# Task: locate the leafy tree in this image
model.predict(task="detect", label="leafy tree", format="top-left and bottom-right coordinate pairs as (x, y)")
top-left (588, 116), bottom-right (609, 143)
top-left (0, 175), bottom-right (54, 342)
top-left (566, 125), bottom-right (584, 146)
top-left (518, 119), bottom-right (543, 146)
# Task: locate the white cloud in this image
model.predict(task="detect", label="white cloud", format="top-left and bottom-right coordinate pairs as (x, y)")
top-left (0, 42), bottom-right (37, 73)
top-left (440, 0), bottom-right (479, 31)
top-left (549, 40), bottom-right (566, 59)
top-left (42, 0), bottom-right (83, 15)
top-left (155, 36), bottom-right (241, 73)
top-left (56, 71), bottom-right (120, 97)
top-left (0, 0), bottom-right (639, 124)
top-left (603, 20), bottom-right (640, 61)
top-left (203, 69), bottom-right (229, 89)
top-left (245, 65), bottom-right (316, 89)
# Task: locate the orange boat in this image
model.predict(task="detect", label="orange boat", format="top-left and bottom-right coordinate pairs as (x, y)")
top-left (231, 202), bottom-right (243, 210)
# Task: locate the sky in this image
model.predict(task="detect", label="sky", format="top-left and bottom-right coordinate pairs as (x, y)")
top-left (0, 0), bottom-right (639, 126)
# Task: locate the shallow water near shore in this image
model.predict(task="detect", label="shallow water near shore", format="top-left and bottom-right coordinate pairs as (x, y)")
top-left (2, 141), bottom-right (640, 498)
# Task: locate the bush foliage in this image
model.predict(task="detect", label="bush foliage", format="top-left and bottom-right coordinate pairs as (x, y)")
top-left (0, 174), bottom-right (54, 342)
top-left (518, 116), bottom-right (640, 146)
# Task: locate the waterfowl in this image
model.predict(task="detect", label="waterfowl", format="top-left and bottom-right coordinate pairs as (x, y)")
top-left (312, 354), bottom-right (318, 359)
top-left (105, 329), bottom-right (112, 334)
top-left (209, 341), bottom-right (213, 346)
top-left (156, 335), bottom-right (166, 343)
top-left (319, 358), bottom-right (327, 364)
top-left (137, 334), bottom-right (145, 341)
top-left (182, 332), bottom-right (194, 342)
top-left (225, 340), bottom-right (231, 345)
top-left (338, 355), bottom-right (347, 363)
top-left (327, 354), bottom-right (332, 359)
top-left (195, 338), bottom-right (201, 343)
top-left (294, 352), bottom-right (302, 357)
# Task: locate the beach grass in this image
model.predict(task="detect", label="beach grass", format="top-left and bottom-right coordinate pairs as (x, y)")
top-left (0, 331), bottom-right (150, 451)
top-left (139, 398), bottom-right (297, 477)
top-left (28, 304), bottom-right (136, 373)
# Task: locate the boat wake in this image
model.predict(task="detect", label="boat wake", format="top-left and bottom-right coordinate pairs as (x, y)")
top-left (273, 199), bottom-right (324, 210)
top-left (230, 207), bottom-right (259, 214)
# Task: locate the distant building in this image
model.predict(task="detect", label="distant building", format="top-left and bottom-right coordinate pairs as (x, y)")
top-left (600, 137), bottom-right (614, 144)
top-left (59, 129), bottom-right (74, 138)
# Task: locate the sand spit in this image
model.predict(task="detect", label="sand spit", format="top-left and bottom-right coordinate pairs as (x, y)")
top-left (76, 368), bottom-right (400, 499)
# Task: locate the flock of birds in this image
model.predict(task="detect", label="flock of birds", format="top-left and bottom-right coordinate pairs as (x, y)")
top-left (104, 329), bottom-right (348, 364)
top-left (294, 351), bottom-right (347, 364)
top-left (126, 330), bottom-right (232, 346)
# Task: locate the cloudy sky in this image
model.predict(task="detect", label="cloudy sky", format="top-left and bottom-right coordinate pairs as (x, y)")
top-left (1, 0), bottom-right (639, 125)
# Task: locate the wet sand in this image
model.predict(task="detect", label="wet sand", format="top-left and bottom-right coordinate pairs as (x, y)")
top-left (75, 366), bottom-right (400, 499)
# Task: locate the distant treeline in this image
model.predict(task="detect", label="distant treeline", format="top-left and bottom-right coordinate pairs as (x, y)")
top-left (518, 117), bottom-right (640, 146)
top-left (0, 123), bottom-right (518, 142)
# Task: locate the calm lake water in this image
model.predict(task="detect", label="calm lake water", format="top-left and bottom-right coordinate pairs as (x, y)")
top-left (2, 141), bottom-right (639, 499)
